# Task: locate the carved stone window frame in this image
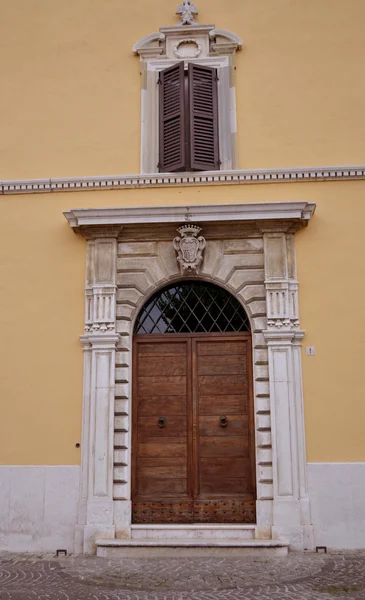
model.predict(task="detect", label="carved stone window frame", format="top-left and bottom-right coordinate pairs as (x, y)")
top-left (134, 25), bottom-right (242, 174)
top-left (140, 55), bottom-right (235, 174)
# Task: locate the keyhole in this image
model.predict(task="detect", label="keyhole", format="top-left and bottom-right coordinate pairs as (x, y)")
top-left (158, 417), bottom-right (166, 428)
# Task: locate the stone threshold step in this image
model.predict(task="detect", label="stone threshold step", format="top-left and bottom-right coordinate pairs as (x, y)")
top-left (96, 538), bottom-right (289, 558)
top-left (97, 538), bottom-right (287, 547)
top-left (131, 524), bottom-right (256, 539)
top-left (131, 524), bottom-right (256, 529)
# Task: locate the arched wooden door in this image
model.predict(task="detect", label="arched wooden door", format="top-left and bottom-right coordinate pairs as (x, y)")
top-left (132, 281), bottom-right (256, 524)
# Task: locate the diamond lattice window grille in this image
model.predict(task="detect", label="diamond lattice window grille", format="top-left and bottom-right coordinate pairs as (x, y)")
top-left (134, 281), bottom-right (250, 334)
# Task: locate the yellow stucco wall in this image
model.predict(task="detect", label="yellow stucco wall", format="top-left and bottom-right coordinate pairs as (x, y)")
top-left (1, 0), bottom-right (365, 178)
top-left (1, 182), bottom-right (364, 464)
top-left (0, 1), bottom-right (364, 465)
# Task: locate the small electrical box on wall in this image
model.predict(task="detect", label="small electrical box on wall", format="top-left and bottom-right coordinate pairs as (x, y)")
top-left (306, 346), bottom-right (316, 356)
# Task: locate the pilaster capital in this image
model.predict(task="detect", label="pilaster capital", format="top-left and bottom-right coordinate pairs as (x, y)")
top-left (291, 331), bottom-right (305, 345)
top-left (264, 279), bottom-right (298, 289)
top-left (85, 284), bottom-right (118, 294)
top-left (263, 329), bottom-right (305, 345)
top-left (80, 335), bottom-right (92, 350)
top-left (79, 333), bottom-right (120, 349)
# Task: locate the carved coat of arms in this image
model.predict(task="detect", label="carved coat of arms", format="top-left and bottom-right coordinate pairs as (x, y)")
top-left (173, 225), bottom-right (206, 274)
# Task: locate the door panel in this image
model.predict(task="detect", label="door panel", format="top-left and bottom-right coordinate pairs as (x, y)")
top-left (138, 376), bottom-right (187, 396)
top-left (196, 341), bottom-right (246, 355)
top-left (199, 436), bottom-right (249, 457)
top-left (193, 337), bottom-right (255, 523)
top-left (198, 394), bottom-right (248, 415)
top-left (199, 415), bottom-right (248, 436)
top-left (137, 416), bottom-right (187, 439)
top-left (132, 338), bottom-right (192, 524)
top-left (197, 354), bottom-right (247, 375)
top-left (138, 477), bottom-right (188, 495)
top-left (137, 356), bottom-right (187, 377)
top-left (138, 442), bottom-right (187, 458)
top-left (200, 457), bottom-right (251, 477)
top-left (199, 477), bottom-right (252, 494)
top-left (132, 334), bottom-right (256, 524)
top-left (137, 342), bottom-right (187, 355)
top-left (138, 395), bottom-right (186, 416)
top-left (198, 375), bottom-right (248, 395)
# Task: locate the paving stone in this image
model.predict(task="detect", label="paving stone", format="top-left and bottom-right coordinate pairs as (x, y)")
top-left (1, 551), bottom-right (365, 599)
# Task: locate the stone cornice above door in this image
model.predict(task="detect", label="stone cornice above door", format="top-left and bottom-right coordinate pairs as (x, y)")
top-left (64, 201), bottom-right (316, 238)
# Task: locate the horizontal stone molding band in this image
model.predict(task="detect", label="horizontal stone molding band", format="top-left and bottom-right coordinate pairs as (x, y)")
top-left (1, 165), bottom-right (365, 195)
top-left (63, 202), bottom-right (316, 231)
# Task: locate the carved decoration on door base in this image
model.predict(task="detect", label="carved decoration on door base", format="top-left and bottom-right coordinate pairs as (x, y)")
top-left (133, 500), bottom-right (256, 524)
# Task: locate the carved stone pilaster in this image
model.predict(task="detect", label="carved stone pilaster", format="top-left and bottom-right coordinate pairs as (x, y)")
top-left (266, 280), bottom-right (299, 329)
top-left (84, 237), bottom-right (118, 334)
top-left (262, 232), bottom-right (300, 330)
top-left (263, 231), bottom-right (314, 550)
top-left (76, 233), bottom-right (120, 554)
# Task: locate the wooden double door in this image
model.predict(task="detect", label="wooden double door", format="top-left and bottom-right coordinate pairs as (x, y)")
top-left (132, 334), bottom-right (256, 524)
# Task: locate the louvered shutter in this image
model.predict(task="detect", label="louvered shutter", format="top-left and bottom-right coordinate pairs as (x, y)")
top-left (188, 63), bottom-right (220, 171)
top-left (159, 62), bottom-right (186, 172)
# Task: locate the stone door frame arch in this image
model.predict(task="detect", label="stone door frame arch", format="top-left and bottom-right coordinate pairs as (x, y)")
top-left (64, 202), bottom-right (315, 553)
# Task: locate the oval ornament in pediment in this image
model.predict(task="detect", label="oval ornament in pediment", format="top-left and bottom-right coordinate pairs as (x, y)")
top-left (173, 39), bottom-right (202, 59)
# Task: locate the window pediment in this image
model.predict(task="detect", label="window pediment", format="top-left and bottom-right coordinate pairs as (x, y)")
top-left (133, 24), bottom-right (243, 62)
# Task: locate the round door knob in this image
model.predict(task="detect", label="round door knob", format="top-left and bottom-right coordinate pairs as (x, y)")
top-left (220, 416), bottom-right (228, 428)
top-left (157, 416), bottom-right (166, 428)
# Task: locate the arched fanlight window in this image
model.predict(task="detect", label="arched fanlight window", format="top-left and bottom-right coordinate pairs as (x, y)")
top-left (134, 280), bottom-right (250, 335)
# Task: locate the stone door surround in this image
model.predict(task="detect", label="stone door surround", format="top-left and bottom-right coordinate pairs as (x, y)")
top-left (64, 202), bottom-right (316, 553)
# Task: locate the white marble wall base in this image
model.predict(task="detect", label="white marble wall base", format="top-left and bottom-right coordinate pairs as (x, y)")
top-left (114, 501), bottom-right (132, 539)
top-left (308, 463), bottom-right (365, 549)
top-left (83, 525), bottom-right (115, 554)
top-left (1, 463), bottom-right (364, 553)
top-left (255, 500), bottom-right (272, 539)
top-left (272, 525), bottom-right (304, 551)
top-left (0, 466), bottom-right (79, 553)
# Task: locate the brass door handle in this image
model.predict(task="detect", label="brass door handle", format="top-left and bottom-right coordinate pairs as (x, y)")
top-left (157, 416), bottom-right (166, 428)
top-left (220, 416), bottom-right (228, 428)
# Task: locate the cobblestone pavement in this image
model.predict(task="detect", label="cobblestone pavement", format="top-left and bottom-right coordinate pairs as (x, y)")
top-left (1, 551), bottom-right (365, 599)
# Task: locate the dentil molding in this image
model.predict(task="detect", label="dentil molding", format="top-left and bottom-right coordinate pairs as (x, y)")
top-left (2, 166), bottom-right (365, 195)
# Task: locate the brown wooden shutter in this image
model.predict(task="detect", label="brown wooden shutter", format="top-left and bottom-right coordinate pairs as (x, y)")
top-left (159, 62), bottom-right (186, 172)
top-left (188, 63), bottom-right (220, 171)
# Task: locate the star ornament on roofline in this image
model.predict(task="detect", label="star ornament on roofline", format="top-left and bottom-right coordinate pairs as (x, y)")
top-left (176, 0), bottom-right (198, 25)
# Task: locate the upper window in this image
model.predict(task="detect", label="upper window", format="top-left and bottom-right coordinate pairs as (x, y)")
top-left (134, 22), bottom-right (242, 174)
top-left (159, 62), bottom-right (220, 172)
